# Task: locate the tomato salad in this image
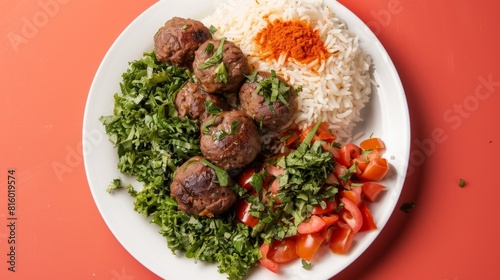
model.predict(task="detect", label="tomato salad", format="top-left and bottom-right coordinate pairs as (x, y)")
top-left (236, 121), bottom-right (389, 273)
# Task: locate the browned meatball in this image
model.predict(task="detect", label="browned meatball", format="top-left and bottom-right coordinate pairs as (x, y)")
top-left (154, 17), bottom-right (212, 68)
top-left (170, 156), bottom-right (237, 217)
top-left (193, 38), bottom-right (250, 94)
top-left (175, 82), bottom-right (229, 121)
top-left (239, 71), bottom-right (296, 130)
top-left (200, 110), bottom-right (261, 170)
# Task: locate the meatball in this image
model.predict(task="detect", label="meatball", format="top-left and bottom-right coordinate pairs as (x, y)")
top-left (193, 38), bottom-right (250, 94)
top-left (175, 82), bottom-right (229, 121)
top-left (200, 110), bottom-right (261, 170)
top-left (239, 71), bottom-right (296, 130)
top-left (154, 17), bottom-right (212, 68)
top-left (170, 156), bottom-right (237, 217)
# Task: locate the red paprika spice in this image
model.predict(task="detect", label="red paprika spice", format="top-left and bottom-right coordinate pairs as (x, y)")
top-left (254, 19), bottom-right (329, 64)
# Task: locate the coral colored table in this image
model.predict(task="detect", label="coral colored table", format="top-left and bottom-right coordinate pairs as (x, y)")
top-left (1, 0), bottom-right (500, 279)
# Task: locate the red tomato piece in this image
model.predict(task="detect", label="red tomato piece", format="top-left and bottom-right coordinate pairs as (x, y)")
top-left (266, 164), bottom-right (285, 177)
top-left (295, 232), bottom-right (325, 261)
top-left (321, 213), bottom-right (339, 228)
top-left (315, 122), bottom-right (336, 142)
top-left (340, 197), bottom-right (363, 233)
top-left (267, 238), bottom-right (299, 264)
top-left (359, 157), bottom-right (389, 181)
top-left (280, 128), bottom-right (301, 147)
top-left (361, 182), bottom-right (386, 202)
top-left (297, 215), bottom-right (327, 234)
top-left (360, 137), bottom-right (385, 150)
top-left (342, 186), bottom-right (362, 206)
top-left (334, 163), bottom-right (351, 187)
top-left (359, 202), bottom-right (377, 232)
top-left (311, 200), bottom-right (337, 215)
top-left (235, 200), bottom-right (260, 228)
top-left (259, 243), bottom-right (279, 273)
top-left (338, 143), bottom-right (362, 167)
top-left (328, 221), bottom-right (354, 254)
top-left (237, 166), bottom-right (256, 192)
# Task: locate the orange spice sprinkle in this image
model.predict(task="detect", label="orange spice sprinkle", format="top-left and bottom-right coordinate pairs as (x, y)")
top-left (254, 19), bottom-right (329, 64)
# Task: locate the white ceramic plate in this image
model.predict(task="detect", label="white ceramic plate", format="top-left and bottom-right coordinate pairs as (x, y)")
top-left (83, 0), bottom-right (410, 279)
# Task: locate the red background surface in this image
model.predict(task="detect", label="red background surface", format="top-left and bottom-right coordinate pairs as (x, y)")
top-left (1, 0), bottom-right (500, 279)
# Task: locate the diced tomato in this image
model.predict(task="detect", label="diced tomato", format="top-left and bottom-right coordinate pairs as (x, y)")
top-left (322, 142), bottom-right (341, 159)
top-left (280, 128), bottom-right (301, 147)
top-left (328, 221), bottom-right (354, 254)
top-left (338, 143), bottom-right (362, 167)
top-left (295, 232), bottom-right (325, 261)
top-left (360, 137), bottom-right (385, 150)
top-left (340, 197), bottom-right (363, 233)
top-left (237, 166), bottom-right (257, 192)
top-left (299, 123), bottom-right (319, 143)
top-left (361, 182), bottom-right (386, 202)
top-left (297, 215), bottom-right (327, 234)
top-left (351, 156), bottom-right (369, 176)
top-left (266, 164), bottom-right (285, 177)
top-left (311, 200), bottom-right (337, 215)
top-left (326, 172), bottom-right (339, 185)
top-left (359, 157), bottom-right (389, 181)
top-left (321, 226), bottom-right (336, 243)
top-left (359, 203), bottom-right (377, 232)
top-left (267, 238), bottom-right (299, 264)
top-left (267, 179), bottom-right (281, 204)
top-left (334, 163), bottom-right (351, 187)
top-left (235, 200), bottom-right (260, 228)
top-left (342, 187), bottom-right (362, 206)
top-left (315, 122), bottom-right (336, 142)
top-left (259, 243), bottom-right (279, 273)
top-left (321, 213), bottom-right (339, 227)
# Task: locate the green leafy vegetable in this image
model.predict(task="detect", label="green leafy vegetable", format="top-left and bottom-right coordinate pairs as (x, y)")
top-left (215, 61), bottom-right (228, 84)
top-left (247, 121), bottom-right (338, 241)
top-left (256, 70), bottom-right (291, 110)
top-left (209, 25), bottom-right (217, 34)
top-left (198, 37), bottom-right (226, 70)
top-left (204, 100), bottom-right (223, 115)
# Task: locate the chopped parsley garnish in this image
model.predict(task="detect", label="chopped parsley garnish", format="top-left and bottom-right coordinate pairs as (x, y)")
top-left (214, 61), bottom-right (228, 84)
top-left (204, 100), bottom-right (223, 115)
top-left (212, 130), bottom-right (228, 141)
top-left (230, 120), bottom-right (240, 135)
top-left (200, 158), bottom-right (230, 187)
top-left (256, 70), bottom-right (291, 109)
top-left (209, 25), bottom-right (217, 34)
top-left (204, 42), bottom-right (214, 54)
top-left (202, 116), bottom-right (217, 135)
top-left (198, 37), bottom-right (226, 70)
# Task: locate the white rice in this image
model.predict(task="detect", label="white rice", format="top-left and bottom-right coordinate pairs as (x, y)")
top-left (203, 0), bottom-right (372, 142)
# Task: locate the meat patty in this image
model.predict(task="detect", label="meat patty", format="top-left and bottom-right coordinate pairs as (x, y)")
top-left (200, 110), bottom-right (261, 170)
top-left (154, 17), bottom-right (212, 68)
top-left (175, 82), bottom-right (229, 121)
top-left (193, 38), bottom-right (250, 94)
top-left (170, 156), bottom-right (237, 217)
top-left (239, 71), bottom-right (296, 130)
